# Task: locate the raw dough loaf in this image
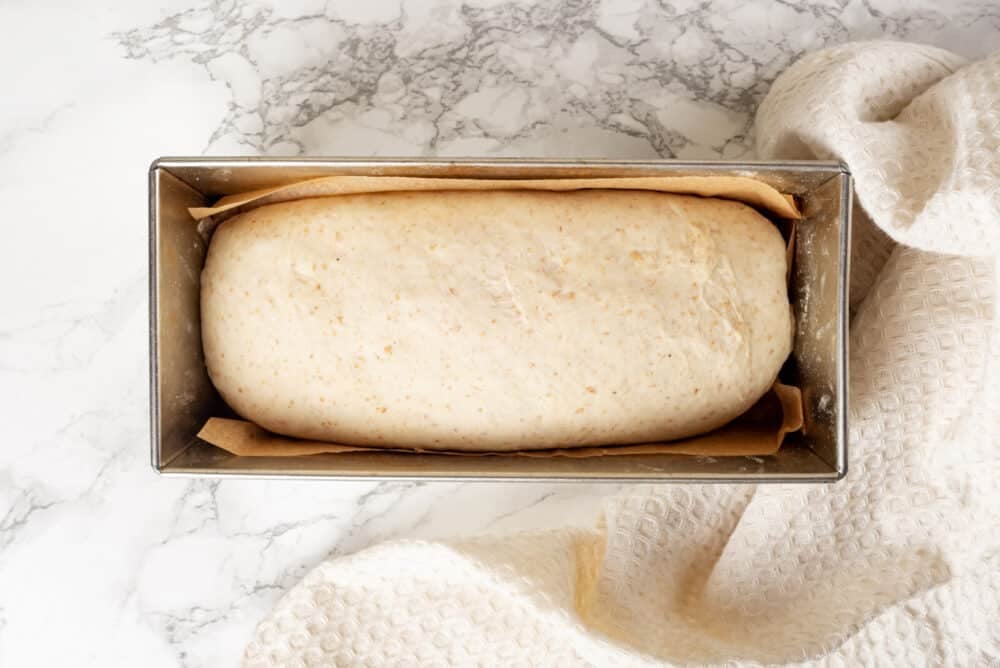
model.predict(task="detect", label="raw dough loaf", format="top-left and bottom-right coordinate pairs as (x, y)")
top-left (201, 190), bottom-right (792, 451)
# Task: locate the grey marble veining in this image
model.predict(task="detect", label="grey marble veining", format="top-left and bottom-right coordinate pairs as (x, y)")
top-left (116, 0), bottom-right (1000, 158)
top-left (0, 0), bottom-right (998, 665)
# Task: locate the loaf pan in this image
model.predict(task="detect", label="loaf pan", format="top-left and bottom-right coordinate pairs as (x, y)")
top-left (149, 158), bottom-right (850, 482)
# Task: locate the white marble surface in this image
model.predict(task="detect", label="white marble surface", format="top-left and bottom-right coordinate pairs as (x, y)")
top-left (1, 0), bottom-right (998, 665)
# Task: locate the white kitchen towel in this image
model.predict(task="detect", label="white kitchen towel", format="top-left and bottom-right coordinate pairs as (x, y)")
top-left (244, 42), bottom-right (1000, 667)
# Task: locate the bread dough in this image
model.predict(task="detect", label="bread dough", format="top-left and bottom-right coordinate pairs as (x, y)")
top-left (201, 190), bottom-right (792, 451)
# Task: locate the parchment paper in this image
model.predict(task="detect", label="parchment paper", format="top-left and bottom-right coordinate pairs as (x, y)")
top-left (190, 174), bottom-right (803, 458)
top-left (199, 381), bottom-right (802, 458)
top-left (189, 175), bottom-right (801, 220)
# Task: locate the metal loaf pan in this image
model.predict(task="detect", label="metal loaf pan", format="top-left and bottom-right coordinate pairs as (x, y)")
top-left (149, 158), bottom-right (850, 481)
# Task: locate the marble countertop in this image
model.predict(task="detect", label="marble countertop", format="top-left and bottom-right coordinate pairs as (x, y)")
top-left (1, 0), bottom-right (997, 665)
